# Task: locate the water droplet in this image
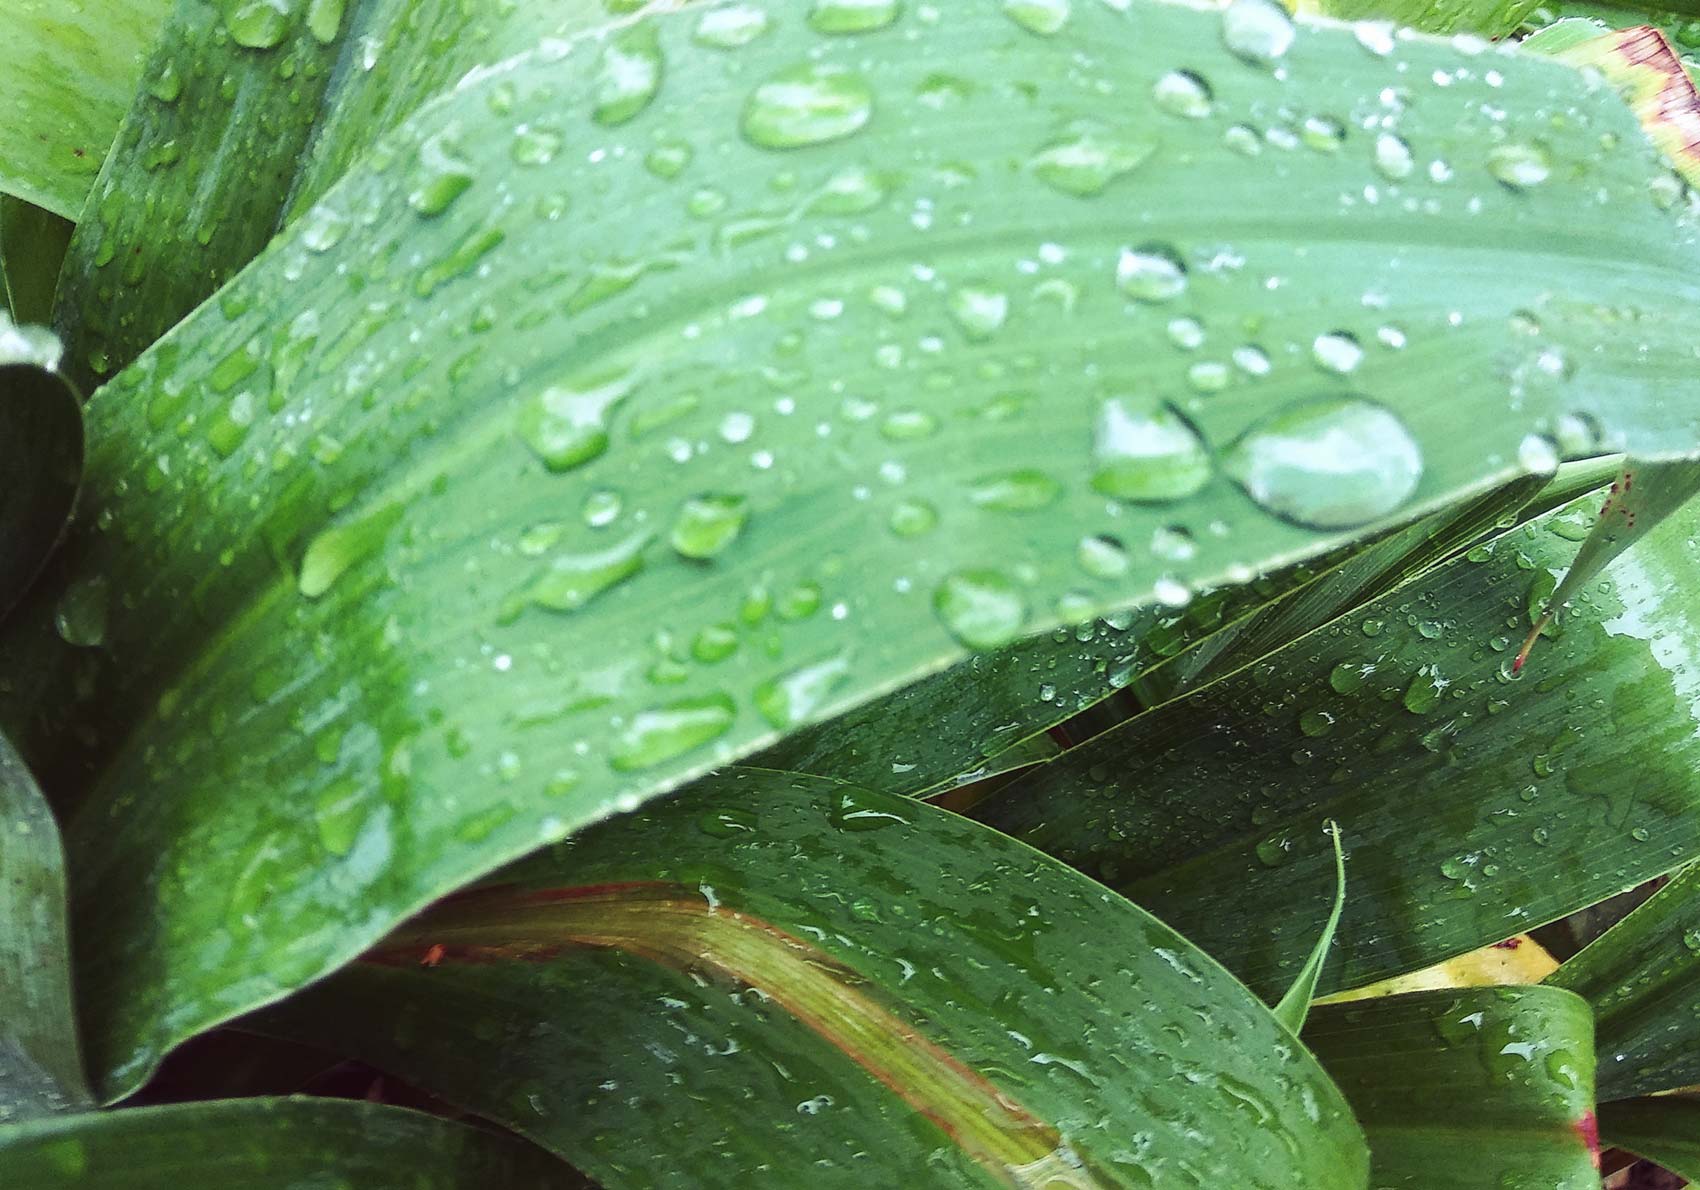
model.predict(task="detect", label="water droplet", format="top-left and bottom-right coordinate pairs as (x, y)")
top-left (407, 130), bottom-right (474, 217)
top-left (1301, 115), bottom-right (1345, 152)
top-left (755, 653), bottom-right (852, 728)
top-left (1030, 121), bottom-right (1158, 197)
top-left (298, 505), bottom-right (402, 599)
top-left (1221, 0), bottom-right (1294, 66)
top-left (970, 470), bottom-right (1060, 512)
top-left (1153, 71), bottom-right (1213, 119)
top-left (948, 284), bottom-right (1009, 339)
top-left (148, 61), bottom-right (183, 103)
top-left (1329, 660), bottom-right (1365, 694)
top-left (225, 0), bottom-right (291, 49)
top-left (1077, 533), bottom-right (1130, 578)
top-left (694, 3), bottom-right (771, 47)
top-left (594, 23), bottom-right (664, 126)
top-left (54, 575), bottom-right (110, 647)
top-left (828, 788), bottom-right (909, 831)
top-left (935, 570), bottom-right (1027, 649)
top-left (1353, 20), bottom-right (1396, 55)
top-left (1256, 831), bottom-right (1295, 867)
top-left (1223, 396), bottom-right (1423, 529)
top-left (692, 623), bottom-right (740, 664)
top-left (512, 125), bottom-right (563, 166)
top-left (1403, 666), bottom-right (1444, 714)
top-left (1298, 707), bottom-right (1335, 737)
top-left (671, 494), bottom-right (749, 559)
top-left (743, 64), bottom-right (873, 149)
top-left (1090, 397), bottom-right (1212, 503)
top-left (1116, 245), bottom-right (1188, 302)
top-left (306, 0), bottom-right (344, 43)
top-left (1311, 332), bottom-right (1363, 375)
top-left (517, 371), bottom-right (634, 471)
top-left (1373, 133), bottom-right (1414, 180)
top-left (1517, 434), bottom-right (1559, 475)
top-left (522, 533), bottom-right (649, 613)
top-left (699, 807), bottom-right (758, 837)
top-left (888, 498), bottom-right (939, 536)
top-left (1151, 524), bottom-right (1196, 562)
top-left (610, 694), bottom-right (737, 771)
top-left (1004, 0), bottom-right (1069, 35)
top-left (810, 0), bottom-right (900, 34)
top-left (1487, 143), bottom-right (1551, 191)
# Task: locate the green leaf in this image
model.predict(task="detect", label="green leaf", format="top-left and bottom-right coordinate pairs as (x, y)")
top-left (976, 487), bottom-right (1700, 1002)
top-left (1512, 457), bottom-right (1700, 672)
top-left (1303, 986), bottom-right (1599, 1189)
top-left (254, 768), bottom-right (1369, 1187)
top-left (0, 734), bottom-right (89, 1120)
top-left (0, 0), bottom-right (165, 219)
top-left (0, 315), bottom-right (80, 620)
top-left (1597, 1096), bottom-right (1700, 1180)
top-left (0, 1096), bottom-right (577, 1187)
top-left (1, 198), bottom-right (72, 326)
top-left (1547, 862), bottom-right (1700, 1099)
top-left (1294, 0), bottom-right (1545, 36)
top-left (1274, 821), bottom-right (1346, 1032)
top-left (5, 2), bottom-right (1700, 1099)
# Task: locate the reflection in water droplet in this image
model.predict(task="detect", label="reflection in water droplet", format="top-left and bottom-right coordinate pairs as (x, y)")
top-left (1221, 0), bottom-right (1294, 66)
top-left (1224, 396), bottom-right (1422, 530)
top-left (610, 694), bottom-right (738, 771)
top-left (743, 64), bottom-right (874, 149)
top-left (935, 570), bottom-right (1027, 649)
top-left (1091, 397), bottom-right (1212, 503)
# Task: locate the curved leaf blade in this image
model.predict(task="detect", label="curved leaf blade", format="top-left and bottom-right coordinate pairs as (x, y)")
top-left (0, 1096), bottom-right (577, 1187)
top-left (0, 316), bottom-right (80, 620)
top-left (1304, 986), bottom-right (1599, 1188)
top-left (1598, 1096), bottom-right (1700, 1180)
top-left (1274, 820), bottom-right (1347, 1032)
top-left (256, 769), bottom-right (1369, 1188)
top-left (4, 2), bottom-right (1699, 1097)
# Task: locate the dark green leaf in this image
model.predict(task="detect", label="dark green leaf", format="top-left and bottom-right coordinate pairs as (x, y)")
top-left (976, 489), bottom-right (1700, 1001)
top-left (1304, 986), bottom-right (1599, 1189)
top-left (0, 316), bottom-right (80, 620)
top-left (4, 2), bottom-right (1698, 1098)
top-left (1, 198), bottom-right (72, 326)
top-left (256, 768), bottom-right (1369, 1187)
top-left (0, 734), bottom-right (88, 1120)
top-left (1548, 862), bottom-right (1700, 1099)
top-left (0, 1096), bottom-right (577, 1187)
top-left (1598, 1096), bottom-right (1700, 1180)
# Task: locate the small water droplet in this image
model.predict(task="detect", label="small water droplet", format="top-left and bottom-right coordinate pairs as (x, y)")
top-left (934, 570), bottom-right (1027, 649)
top-left (225, 0), bottom-right (292, 49)
top-left (1223, 396), bottom-right (1423, 529)
top-left (298, 505), bottom-right (402, 599)
top-left (1311, 332), bottom-right (1363, 375)
top-left (743, 64), bottom-right (874, 149)
top-left (1004, 0), bottom-right (1069, 36)
top-left (1030, 121), bottom-right (1158, 197)
top-left (306, 0), bottom-right (344, 43)
top-left (1487, 143), bottom-right (1551, 191)
top-left (521, 533), bottom-right (649, 614)
top-left (694, 2), bottom-right (770, 47)
top-left (1116, 244), bottom-right (1188, 302)
top-left (1091, 397), bottom-right (1212, 503)
top-left (671, 494), bottom-right (749, 559)
top-left (889, 498), bottom-right (939, 536)
top-left (810, 0), bottom-right (900, 33)
top-left (1298, 707), bottom-right (1335, 737)
top-left (970, 470), bottom-right (1061, 512)
top-left (948, 284), bottom-right (1009, 339)
top-left (54, 575), bottom-right (110, 647)
top-left (407, 130), bottom-right (474, 217)
top-left (755, 652), bottom-right (852, 728)
top-left (1373, 133), bottom-right (1414, 180)
top-left (610, 694), bottom-right (737, 771)
top-left (1153, 71), bottom-right (1213, 119)
top-left (1221, 0), bottom-right (1294, 66)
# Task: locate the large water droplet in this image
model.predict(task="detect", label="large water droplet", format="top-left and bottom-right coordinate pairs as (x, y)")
top-left (810, 0), bottom-right (900, 34)
top-left (1487, 143), bottom-right (1551, 191)
top-left (934, 570), bottom-right (1027, 649)
top-left (1221, 0), bottom-right (1294, 66)
top-left (610, 694), bottom-right (737, 771)
top-left (970, 470), bottom-right (1061, 512)
top-left (517, 372), bottom-right (634, 471)
top-left (1223, 396), bottom-right (1422, 529)
top-left (306, 0), bottom-right (343, 43)
top-left (1116, 245), bottom-right (1188, 302)
top-left (407, 130), bottom-right (474, 217)
top-left (755, 652), bottom-right (852, 728)
top-left (671, 494), bottom-right (749, 559)
top-left (1153, 71), bottom-right (1213, 119)
top-left (1373, 133), bottom-right (1414, 180)
top-left (594, 23), bottom-right (664, 125)
top-left (1311, 331), bottom-right (1363, 375)
top-left (298, 505), bottom-right (402, 599)
top-left (522, 533), bottom-right (649, 613)
top-left (1091, 397), bottom-right (1212, 502)
top-left (1030, 121), bottom-right (1158, 197)
top-left (225, 0), bottom-right (291, 49)
top-left (742, 64), bottom-right (874, 149)
top-left (54, 575), bottom-right (110, 647)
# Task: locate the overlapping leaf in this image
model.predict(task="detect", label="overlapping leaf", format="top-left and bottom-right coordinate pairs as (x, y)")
top-left (3, 1), bottom-right (1699, 1099)
top-left (256, 769), bottom-right (1368, 1188)
top-left (0, 315), bottom-right (80, 619)
top-left (977, 490), bottom-right (1700, 1000)
top-left (1598, 1096), bottom-right (1700, 1180)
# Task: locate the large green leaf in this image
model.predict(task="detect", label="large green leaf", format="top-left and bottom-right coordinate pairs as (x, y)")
top-left (0, 734), bottom-right (88, 1121)
top-left (0, 1095), bottom-right (577, 1186)
top-left (0, 0), bottom-right (165, 219)
top-left (1597, 1096), bottom-right (1700, 1180)
top-left (976, 489), bottom-right (1700, 1001)
top-left (1304, 986), bottom-right (1599, 1188)
top-left (1548, 862), bottom-right (1700, 1100)
top-left (4, 0), bottom-right (1700, 1099)
top-left (256, 768), bottom-right (1369, 1187)
top-left (0, 315), bottom-right (80, 620)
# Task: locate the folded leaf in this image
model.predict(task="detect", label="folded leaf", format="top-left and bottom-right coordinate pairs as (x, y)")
top-left (1548, 862), bottom-right (1700, 1099)
top-left (0, 1096), bottom-right (577, 1187)
top-left (0, 734), bottom-right (88, 1121)
top-left (977, 489), bottom-right (1700, 1001)
top-left (255, 768), bottom-right (1369, 1187)
top-left (5, 0), bottom-right (1700, 1100)
top-left (1304, 986), bottom-right (1599, 1188)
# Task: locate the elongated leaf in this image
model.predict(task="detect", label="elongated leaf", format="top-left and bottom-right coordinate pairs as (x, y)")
top-left (1294, 0), bottom-right (1544, 36)
top-left (5, 2), bottom-right (1700, 1099)
top-left (1304, 986), bottom-right (1599, 1188)
top-left (0, 315), bottom-right (80, 619)
top-left (976, 488), bottom-right (1700, 1001)
top-left (1274, 821), bottom-right (1347, 1031)
top-left (0, 1096), bottom-right (576, 1186)
top-left (0, 0), bottom-right (165, 219)
top-left (1598, 1096), bottom-right (1700, 1180)
top-left (1318, 934), bottom-right (1559, 1002)
top-left (0, 735), bottom-right (88, 1121)
top-left (255, 768), bottom-right (1368, 1187)
top-left (1, 198), bottom-right (72, 326)
top-left (1548, 862), bottom-right (1700, 1099)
